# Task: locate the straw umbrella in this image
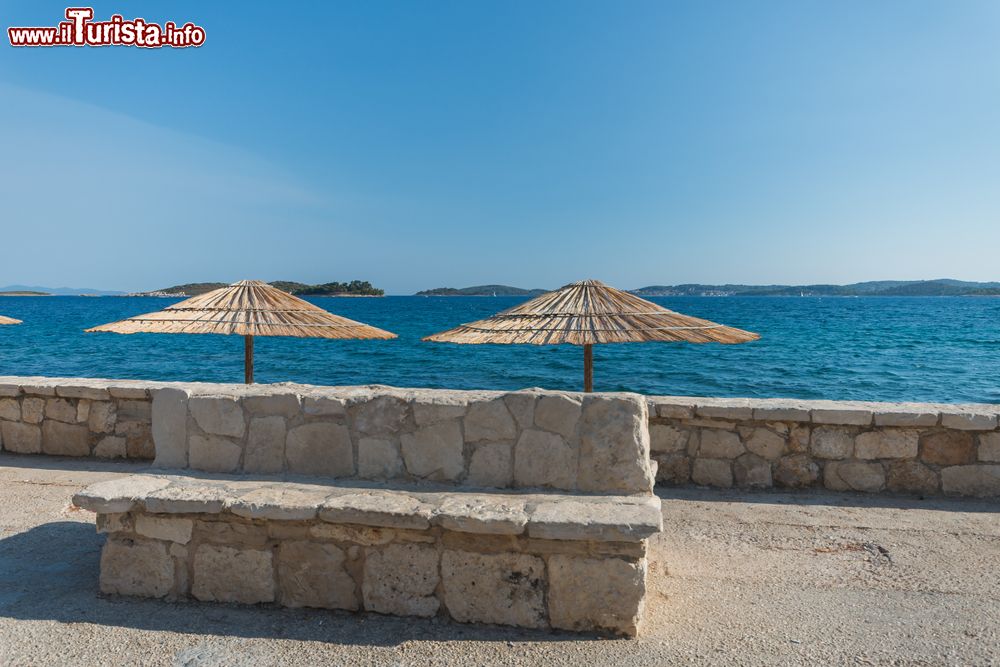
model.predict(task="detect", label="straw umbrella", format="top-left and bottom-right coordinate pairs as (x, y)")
top-left (87, 280), bottom-right (396, 384)
top-left (0, 315), bottom-right (21, 325)
top-left (424, 279), bottom-right (759, 392)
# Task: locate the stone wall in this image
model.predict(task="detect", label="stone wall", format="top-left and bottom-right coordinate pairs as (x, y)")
top-left (152, 384), bottom-right (654, 495)
top-left (648, 397), bottom-right (1000, 498)
top-left (77, 473), bottom-right (660, 636)
top-left (0, 377), bottom-right (155, 459)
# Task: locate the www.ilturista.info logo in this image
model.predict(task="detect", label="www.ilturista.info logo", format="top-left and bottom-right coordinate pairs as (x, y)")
top-left (8, 8), bottom-right (205, 48)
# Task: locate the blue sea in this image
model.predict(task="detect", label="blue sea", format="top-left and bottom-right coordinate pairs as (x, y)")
top-left (0, 295), bottom-right (998, 404)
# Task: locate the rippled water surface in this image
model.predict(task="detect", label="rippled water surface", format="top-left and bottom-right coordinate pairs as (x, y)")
top-left (1, 295), bottom-right (998, 403)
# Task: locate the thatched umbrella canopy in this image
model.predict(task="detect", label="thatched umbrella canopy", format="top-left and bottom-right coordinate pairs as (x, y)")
top-left (424, 279), bottom-right (759, 392)
top-left (87, 280), bottom-right (396, 384)
top-left (0, 315), bottom-right (21, 325)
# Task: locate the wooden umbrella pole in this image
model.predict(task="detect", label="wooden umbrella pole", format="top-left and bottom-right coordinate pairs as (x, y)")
top-left (583, 343), bottom-right (593, 393)
top-left (244, 334), bottom-right (254, 385)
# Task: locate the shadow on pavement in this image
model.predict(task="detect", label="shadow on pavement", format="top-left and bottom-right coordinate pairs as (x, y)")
top-left (656, 484), bottom-right (1000, 513)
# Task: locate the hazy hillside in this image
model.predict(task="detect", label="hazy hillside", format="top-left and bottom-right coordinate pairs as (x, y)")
top-left (142, 281), bottom-right (384, 297)
top-left (632, 279), bottom-right (1000, 297)
top-left (416, 285), bottom-right (548, 296)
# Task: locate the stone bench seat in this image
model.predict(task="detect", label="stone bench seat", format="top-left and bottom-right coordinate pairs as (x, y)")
top-left (74, 473), bottom-right (660, 635)
top-left (74, 473), bottom-right (662, 544)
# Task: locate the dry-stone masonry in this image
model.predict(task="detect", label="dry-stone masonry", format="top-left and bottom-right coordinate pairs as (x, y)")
top-left (649, 396), bottom-right (1000, 497)
top-left (74, 383), bottom-right (660, 636)
top-left (0, 376), bottom-right (155, 458)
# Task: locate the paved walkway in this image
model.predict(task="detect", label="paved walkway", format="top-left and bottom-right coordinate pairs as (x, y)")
top-left (0, 453), bottom-right (997, 666)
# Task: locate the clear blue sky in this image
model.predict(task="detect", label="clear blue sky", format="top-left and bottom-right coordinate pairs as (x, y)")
top-left (1, 1), bottom-right (998, 294)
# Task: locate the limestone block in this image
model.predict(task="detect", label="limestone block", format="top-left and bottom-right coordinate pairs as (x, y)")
top-left (980, 433), bottom-right (1000, 462)
top-left (41, 420), bottom-right (90, 456)
top-left (874, 409), bottom-right (938, 427)
top-left (886, 461), bottom-right (939, 495)
top-left (45, 398), bottom-right (78, 424)
top-left (189, 395), bottom-right (245, 438)
top-left (734, 453), bottom-right (772, 488)
top-left (435, 495), bottom-right (527, 534)
top-left (1, 421), bottom-right (41, 453)
top-left (442, 550), bottom-right (545, 628)
top-left (548, 555), bottom-right (647, 637)
top-left (94, 435), bottom-right (127, 459)
top-left (810, 427), bottom-right (855, 459)
top-left (73, 475), bottom-right (171, 513)
top-left (20, 383), bottom-right (56, 397)
top-left (192, 545), bottom-right (275, 604)
top-left (302, 394), bottom-right (346, 417)
top-left (788, 425), bottom-right (810, 452)
top-left (653, 453), bottom-right (691, 484)
top-left (0, 398), bottom-right (19, 421)
top-left (940, 412), bottom-right (998, 431)
top-left (362, 543), bottom-right (440, 617)
top-left (577, 395), bottom-right (652, 494)
top-left (773, 454), bottom-right (819, 488)
top-left (528, 497), bottom-right (661, 542)
top-left (655, 402), bottom-right (696, 419)
top-left (0, 383), bottom-right (19, 398)
top-left (76, 400), bottom-right (92, 424)
top-left (87, 401), bottom-right (117, 434)
top-left (135, 515), bottom-right (193, 544)
top-left (96, 512), bottom-right (133, 534)
top-left (744, 428), bottom-right (785, 460)
top-left (117, 420), bottom-right (155, 459)
top-left (920, 431), bottom-right (976, 466)
top-left (533, 395), bottom-right (582, 439)
top-left (152, 388), bottom-right (188, 468)
top-left (752, 406), bottom-right (810, 422)
top-left (855, 430), bottom-right (919, 460)
top-left (100, 537), bottom-right (174, 598)
top-left (57, 385), bottom-right (110, 401)
top-left (286, 422), bottom-right (354, 477)
top-left (195, 519), bottom-right (268, 547)
top-left (811, 407), bottom-right (873, 426)
top-left (358, 437), bottom-right (403, 479)
top-left (649, 424), bottom-right (688, 454)
top-left (116, 400), bottom-right (151, 423)
top-left (464, 399), bottom-right (517, 442)
top-left (696, 404), bottom-right (753, 421)
top-left (277, 541), bottom-right (358, 610)
top-left (467, 441), bottom-right (513, 488)
top-left (20, 397), bottom-right (45, 424)
top-left (189, 435), bottom-right (242, 473)
top-left (310, 523), bottom-right (397, 546)
top-left (107, 385), bottom-right (150, 400)
top-left (228, 486), bottom-right (329, 521)
top-left (940, 465), bottom-right (1000, 497)
top-left (243, 392), bottom-right (300, 418)
top-left (691, 458), bottom-right (733, 488)
top-left (244, 416), bottom-right (286, 474)
top-left (400, 420), bottom-right (464, 481)
top-left (352, 396), bottom-right (408, 436)
top-left (697, 429), bottom-right (744, 459)
top-left (412, 400), bottom-right (467, 427)
top-left (143, 483), bottom-right (230, 514)
top-left (503, 392), bottom-right (537, 429)
top-left (824, 461), bottom-right (885, 493)
top-left (319, 492), bottom-right (433, 530)
top-left (513, 429), bottom-right (576, 490)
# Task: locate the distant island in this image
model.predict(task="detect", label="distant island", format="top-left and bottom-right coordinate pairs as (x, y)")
top-left (631, 279), bottom-right (1000, 297)
top-left (0, 291), bottom-right (50, 296)
top-left (133, 280), bottom-right (384, 298)
top-left (416, 285), bottom-right (548, 297)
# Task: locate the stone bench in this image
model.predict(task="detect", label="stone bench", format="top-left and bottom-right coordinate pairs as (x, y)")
top-left (74, 385), bottom-right (661, 636)
top-left (74, 474), bottom-right (660, 635)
